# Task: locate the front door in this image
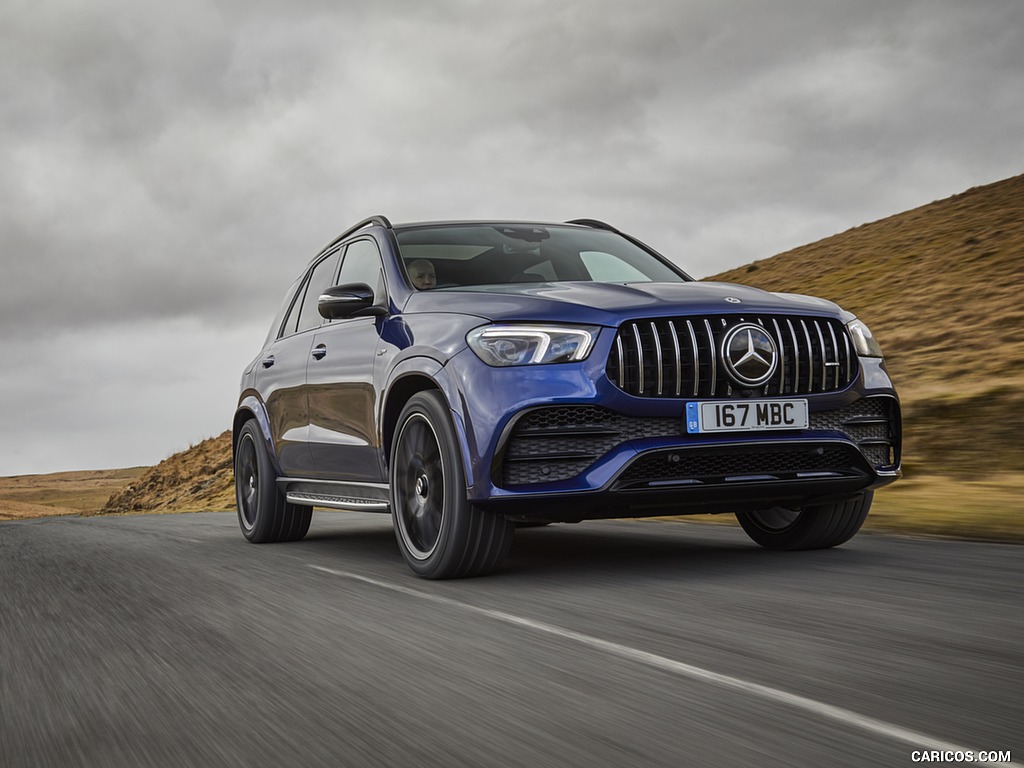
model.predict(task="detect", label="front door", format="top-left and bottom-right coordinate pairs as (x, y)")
top-left (306, 238), bottom-right (389, 481)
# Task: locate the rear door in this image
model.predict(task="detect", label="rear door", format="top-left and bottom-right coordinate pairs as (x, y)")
top-left (255, 249), bottom-right (341, 476)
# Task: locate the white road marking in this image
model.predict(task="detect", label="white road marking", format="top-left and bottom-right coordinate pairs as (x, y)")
top-left (310, 564), bottom-right (1011, 766)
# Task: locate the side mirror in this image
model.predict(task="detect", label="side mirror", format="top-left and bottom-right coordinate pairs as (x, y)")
top-left (317, 283), bottom-right (384, 319)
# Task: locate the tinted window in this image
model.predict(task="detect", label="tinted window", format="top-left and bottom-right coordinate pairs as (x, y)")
top-left (338, 239), bottom-right (384, 299)
top-left (394, 224), bottom-right (688, 288)
top-left (580, 250), bottom-right (650, 282)
top-left (295, 251), bottom-right (341, 334)
top-left (268, 274), bottom-right (304, 343)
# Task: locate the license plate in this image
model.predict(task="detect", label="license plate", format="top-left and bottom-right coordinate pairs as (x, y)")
top-left (686, 399), bottom-right (808, 434)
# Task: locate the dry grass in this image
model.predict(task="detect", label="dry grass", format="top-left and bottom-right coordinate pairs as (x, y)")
top-left (0, 467), bottom-right (147, 520)
top-left (0, 498), bottom-right (81, 520)
top-left (660, 472), bottom-right (1023, 542)
top-left (868, 473), bottom-right (1024, 542)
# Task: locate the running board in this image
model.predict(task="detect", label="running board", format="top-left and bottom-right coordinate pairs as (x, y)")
top-left (277, 477), bottom-right (390, 511)
top-left (285, 492), bottom-right (389, 512)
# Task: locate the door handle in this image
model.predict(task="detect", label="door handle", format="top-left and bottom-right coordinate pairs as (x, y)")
top-left (261, 355), bottom-right (275, 368)
top-left (311, 344), bottom-right (327, 360)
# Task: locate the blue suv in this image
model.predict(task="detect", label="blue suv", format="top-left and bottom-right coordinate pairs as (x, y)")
top-left (233, 216), bottom-right (901, 578)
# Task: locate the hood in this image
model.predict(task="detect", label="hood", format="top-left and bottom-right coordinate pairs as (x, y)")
top-left (401, 281), bottom-right (843, 326)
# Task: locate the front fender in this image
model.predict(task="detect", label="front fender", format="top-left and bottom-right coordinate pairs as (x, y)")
top-left (381, 357), bottom-right (476, 490)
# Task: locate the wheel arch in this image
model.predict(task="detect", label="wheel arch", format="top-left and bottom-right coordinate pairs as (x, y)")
top-left (232, 394), bottom-right (281, 474)
top-left (381, 361), bottom-right (475, 489)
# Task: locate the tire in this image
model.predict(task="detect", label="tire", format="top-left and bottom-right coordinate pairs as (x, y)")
top-left (234, 420), bottom-right (312, 543)
top-left (390, 391), bottom-right (514, 579)
top-left (735, 491), bottom-right (872, 550)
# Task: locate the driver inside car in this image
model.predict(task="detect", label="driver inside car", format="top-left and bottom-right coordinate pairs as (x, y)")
top-left (407, 259), bottom-right (437, 290)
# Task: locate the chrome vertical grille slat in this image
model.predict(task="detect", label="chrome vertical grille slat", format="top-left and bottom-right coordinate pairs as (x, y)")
top-left (704, 319), bottom-right (716, 396)
top-left (842, 328), bottom-right (852, 385)
top-left (685, 320), bottom-right (699, 396)
top-left (787, 319), bottom-right (800, 392)
top-left (772, 318), bottom-right (786, 394)
top-left (632, 323), bottom-right (644, 395)
top-left (827, 322), bottom-right (840, 389)
top-left (607, 314), bottom-right (857, 399)
top-left (756, 317), bottom-right (770, 395)
top-left (615, 335), bottom-right (625, 388)
top-left (650, 321), bottom-right (664, 395)
top-left (813, 320), bottom-right (827, 393)
top-left (799, 319), bottom-right (814, 393)
top-left (667, 321), bottom-right (682, 397)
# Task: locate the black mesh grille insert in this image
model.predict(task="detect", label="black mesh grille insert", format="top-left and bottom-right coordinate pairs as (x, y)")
top-left (812, 396), bottom-right (899, 469)
top-left (499, 408), bottom-right (680, 486)
top-left (615, 445), bottom-right (861, 487)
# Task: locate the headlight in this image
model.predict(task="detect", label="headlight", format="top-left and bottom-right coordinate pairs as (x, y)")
top-left (846, 318), bottom-right (884, 358)
top-left (466, 324), bottom-right (599, 366)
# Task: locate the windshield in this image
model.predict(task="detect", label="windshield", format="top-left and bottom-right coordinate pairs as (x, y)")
top-left (395, 224), bottom-right (689, 290)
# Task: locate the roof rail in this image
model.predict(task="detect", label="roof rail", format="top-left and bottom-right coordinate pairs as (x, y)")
top-left (339, 215), bottom-right (393, 239)
top-left (322, 215), bottom-right (393, 253)
top-left (565, 218), bottom-right (621, 233)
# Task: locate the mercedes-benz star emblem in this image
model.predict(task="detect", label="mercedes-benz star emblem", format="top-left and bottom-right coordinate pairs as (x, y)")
top-left (721, 323), bottom-right (778, 387)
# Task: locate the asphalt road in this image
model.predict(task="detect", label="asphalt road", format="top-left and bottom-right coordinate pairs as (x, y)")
top-left (1, 512), bottom-right (1019, 768)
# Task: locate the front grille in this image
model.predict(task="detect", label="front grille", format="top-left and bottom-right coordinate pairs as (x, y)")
top-left (606, 314), bottom-right (856, 398)
top-left (615, 445), bottom-right (862, 488)
top-left (498, 397), bottom-right (899, 487)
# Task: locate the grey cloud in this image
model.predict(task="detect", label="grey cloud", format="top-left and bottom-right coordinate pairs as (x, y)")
top-left (0, 321), bottom-right (257, 474)
top-left (1, 0), bottom-right (1022, 473)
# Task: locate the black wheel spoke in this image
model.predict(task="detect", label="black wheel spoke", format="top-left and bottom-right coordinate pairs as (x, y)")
top-left (426, 462), bottom-right (443, 491)
top-left (236, 437), bottom-right (260, 527)
top-left (409, 422), bottom-right (430, 458)
top-left (395, 413), bottom-right (445, 558)
top-left (417, 509), bottom-right (441, 550)
top-left (397, 430), bottom-right (418, 469)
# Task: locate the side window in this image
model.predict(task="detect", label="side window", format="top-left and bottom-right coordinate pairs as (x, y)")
top-left (295, 251), bottom-right (341, 334)
top-left (270, 275), bottom-right (304, 342)
top-left (338, 239), bottom-right (385, 300)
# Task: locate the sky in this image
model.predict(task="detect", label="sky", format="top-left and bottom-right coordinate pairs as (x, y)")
top-left (2, 0), bottom-right (1023, 475)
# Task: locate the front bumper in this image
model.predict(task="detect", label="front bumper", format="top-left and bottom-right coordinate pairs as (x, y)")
top-left (444, 347), bottom-right (901, 519)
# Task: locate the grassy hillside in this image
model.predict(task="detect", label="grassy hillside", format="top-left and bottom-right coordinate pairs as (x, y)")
top-left (710, 172), bottom-right (1024, 478)
top-left (103, 432), bottom-right (234, 514)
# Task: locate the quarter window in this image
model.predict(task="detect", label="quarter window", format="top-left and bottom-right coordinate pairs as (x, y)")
top-left (339, 239), bottom-right (385, 299)
top-left (273, 275), bottom-right (305, 341)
